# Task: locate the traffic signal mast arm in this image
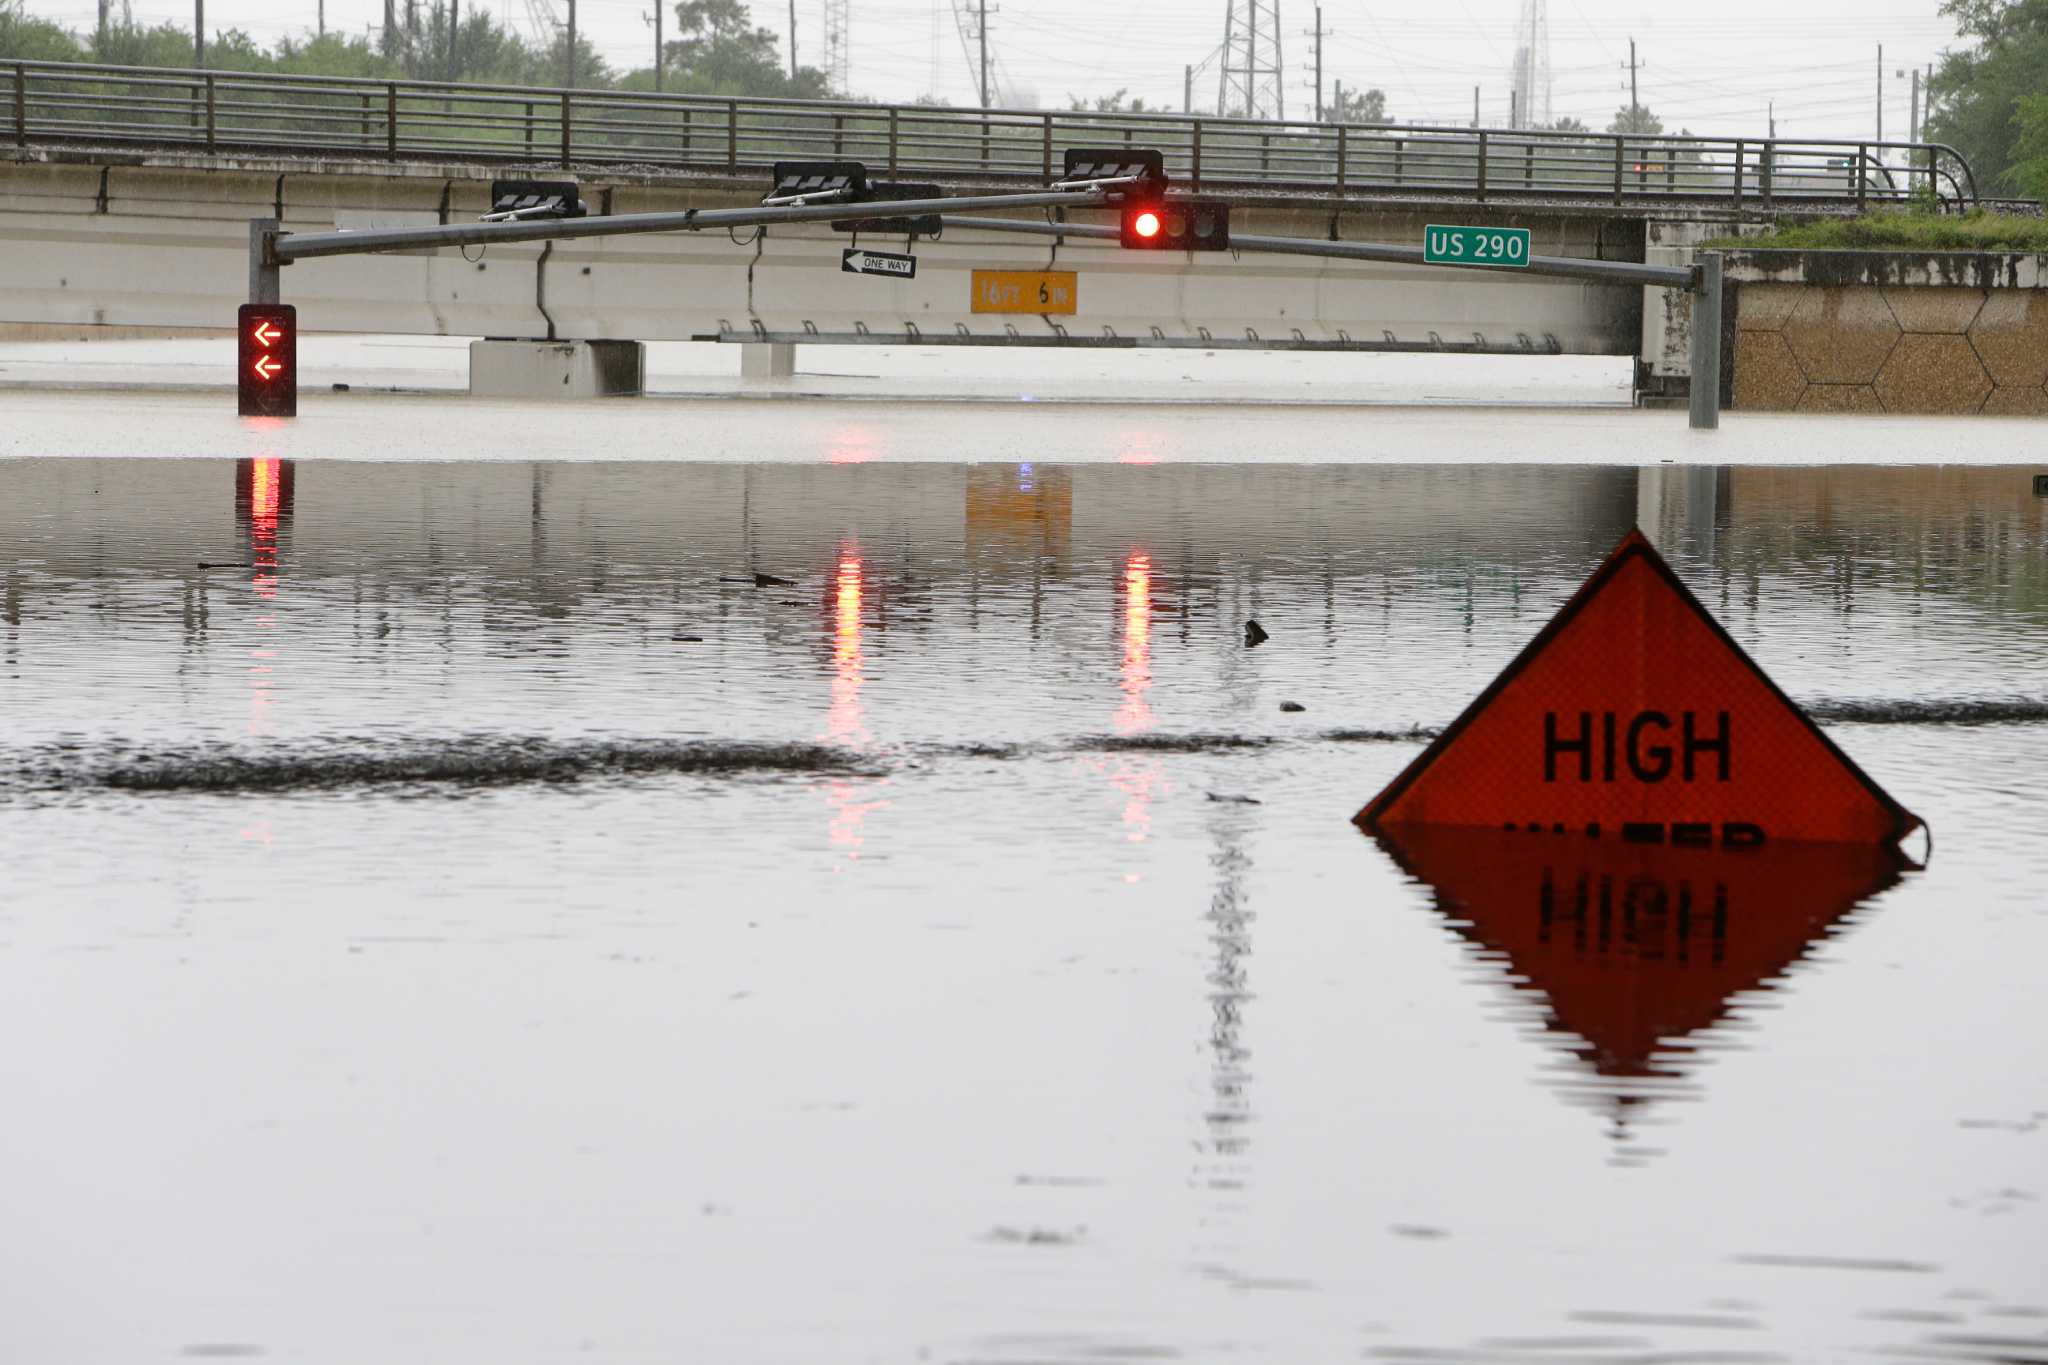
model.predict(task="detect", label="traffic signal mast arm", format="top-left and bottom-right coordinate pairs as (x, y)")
top-left (264, 189), bottom-right (1695, 290)
top-left (266, 188), bottom-right (1119, 264)
top-left (945, 214), bottom-right (1697, 290)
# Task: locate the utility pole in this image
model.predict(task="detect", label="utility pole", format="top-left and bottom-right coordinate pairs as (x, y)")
top-left (788, 0), bottom-right (796, 79)
top-left (1627, 38), bottom-right (1640, 124)
top-left (979, 0), bottom-right (990, 108)
top-left (1472, 84), bottom-right (1479, 128)
top-left (1333, 78), bottom-right (1343, 124)
top-left (1768, 99), bottom-right (1775, 138)
top-left (651, 1), bottom-right (662, 91)
top-left (1908, 66), bottom-right (1918, 145)
top-left (565, 0), bottom-right (576, 87)
top-left (194, 0), bottom-right (204, 66)
top-left (1876, 43), bottom-right (1883, 144)
top-left (1185, 64), bottom-right (1193, 114)
top-left (448, 0), bottom-right (457, 78)
top-left (1305, 4), bottom-right (1328, 121)
top-left (318, 0), bottom-right (325, 39)
top-left (96, 0), bottom-right (108, 50)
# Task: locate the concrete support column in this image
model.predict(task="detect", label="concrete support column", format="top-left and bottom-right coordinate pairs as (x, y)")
top-left (1688, 253), bottom-right (1723, 431)
top-left (740, 342), bottom-right (796, 379)
top-left (469, 339), bottom-right (645, 398)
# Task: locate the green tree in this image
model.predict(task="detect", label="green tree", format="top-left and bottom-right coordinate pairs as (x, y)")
top-left (1330, 86), bottom-right (1387, 123)
top-left (0, 0), bottom-right (87, 60)
top-left (1068, 88), bottom-right (1149, 113)
top-left (1928, 0), bottom-right (2048, 192)
top-left (2012, 92), bottom-right (2048, 200)
top-left (272, 31), bottom-right (398, 79)
top-left (1545, 115), bottom-right (1590, 134)
top-left (91, 16), bottom-right (196, 66)
top-left (645, 0), bottom-right (828, 96)
top-left (1607, 104), bottom-right (1663, 135)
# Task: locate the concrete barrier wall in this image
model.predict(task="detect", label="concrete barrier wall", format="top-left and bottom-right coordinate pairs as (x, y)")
top-left (1, 150), bottom-right (1658, 355)
top-left (1726, 250), bottom-right (2048, 415)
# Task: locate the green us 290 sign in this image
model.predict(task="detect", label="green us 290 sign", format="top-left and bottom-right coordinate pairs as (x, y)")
top-left (1423, 224), bottom-right (1531, 267)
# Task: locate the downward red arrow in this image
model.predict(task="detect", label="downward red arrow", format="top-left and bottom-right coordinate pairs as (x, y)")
top-left (251, 321), bottom-right (282, 346)
top-left (252, 355), bottom-right (282, 381)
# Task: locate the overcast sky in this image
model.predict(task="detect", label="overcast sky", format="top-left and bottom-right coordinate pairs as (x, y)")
top-left (47, 0), bottom-right (1968, 144)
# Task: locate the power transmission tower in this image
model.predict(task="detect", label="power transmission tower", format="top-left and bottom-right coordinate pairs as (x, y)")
top-left (1218, 1), bottom-right (1285, 120)
top-left (1509, 0), bottom-right (1549, 129)
top-left (823, 0), bottom-right (850, 95)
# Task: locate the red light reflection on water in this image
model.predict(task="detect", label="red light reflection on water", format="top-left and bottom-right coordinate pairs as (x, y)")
top-left (1116, 552), bottom-right (1154, 734)
top-left (822, 550), bottom-right (887, 860)
top-left (240, 457), bottom-right (287, 736)
top-left (827, 425), bottom-right (879, 465)
top-left (1106, 551), bottom-right (1161, 846)
top-left (248, 457), bottom-right (282, 600)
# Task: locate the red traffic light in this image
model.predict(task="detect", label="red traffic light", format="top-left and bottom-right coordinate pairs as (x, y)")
top-left (1120, 198), bottom-right (1232, 251)
top-left (237, 303), bottom-right (296, 418)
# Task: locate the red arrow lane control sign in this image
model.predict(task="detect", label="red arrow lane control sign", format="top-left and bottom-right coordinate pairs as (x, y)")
top-left (237, 302), bottom-right (296, 417)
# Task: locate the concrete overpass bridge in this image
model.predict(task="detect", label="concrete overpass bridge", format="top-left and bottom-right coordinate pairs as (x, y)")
top-left (1, 60), bottom-right (1983, 401)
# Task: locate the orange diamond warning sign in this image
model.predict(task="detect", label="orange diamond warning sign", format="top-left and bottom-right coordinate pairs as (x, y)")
top-left (1356, 530), bottom-right (1923, 849)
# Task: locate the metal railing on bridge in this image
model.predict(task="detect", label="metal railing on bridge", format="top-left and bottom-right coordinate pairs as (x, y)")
top-left (7, 59), bottom-right (1980, 211)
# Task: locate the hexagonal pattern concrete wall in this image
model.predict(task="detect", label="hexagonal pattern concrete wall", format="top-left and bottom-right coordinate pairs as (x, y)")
top-left (1731, 282), bottom-right (2047, 415)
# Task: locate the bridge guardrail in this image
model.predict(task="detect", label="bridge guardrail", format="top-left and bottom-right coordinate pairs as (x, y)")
top-left (7, 59), bottom-right (1980, 211)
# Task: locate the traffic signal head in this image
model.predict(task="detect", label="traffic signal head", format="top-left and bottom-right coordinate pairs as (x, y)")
top-left (764, 160), bottom-right (869, 206)
top-left (483, 179), bottom-right (587, 222)
top-left (831, 180), bottom-right (946, 237)
top-left (1061, 148), bottom-right (1167, 196)
top-left (1120, 197), bottom-right (1231, 251)
top-left (237, 303), bottom-right (296, 418)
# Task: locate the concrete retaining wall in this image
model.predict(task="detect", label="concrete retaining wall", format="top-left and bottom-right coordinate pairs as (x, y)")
top-left (1726, 250), bottom-right (2048, 415)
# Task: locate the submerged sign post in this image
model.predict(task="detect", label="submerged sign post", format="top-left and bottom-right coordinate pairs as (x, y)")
top-left (1356, 531), bottom-right (1923, 851)
top-left (1423, 224), bottom-right (1531, 268)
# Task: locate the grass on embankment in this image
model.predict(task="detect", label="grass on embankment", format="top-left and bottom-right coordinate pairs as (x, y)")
top-left (1705, 208), bottom-right (2048, 252)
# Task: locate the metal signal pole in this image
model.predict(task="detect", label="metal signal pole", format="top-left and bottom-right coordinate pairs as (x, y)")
top-left (565, 0), bottom-right (576, 87)
top-left (979, 0), bottom-right (990, 107)
top-left (194, 0), bottom-right (204, 66)
top-left (789, 0), bottom-right (797, 79)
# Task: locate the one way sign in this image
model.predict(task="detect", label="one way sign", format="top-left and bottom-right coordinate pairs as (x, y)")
top-left (841, 248), bottom-right (917, 279)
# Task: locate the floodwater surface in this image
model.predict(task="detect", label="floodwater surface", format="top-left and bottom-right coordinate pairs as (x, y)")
top-left (3, 457), bottom-right (2046, 1364)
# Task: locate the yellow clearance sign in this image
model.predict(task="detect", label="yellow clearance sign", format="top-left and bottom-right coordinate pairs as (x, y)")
top-left (971, 270), bottom-right (1078, 315)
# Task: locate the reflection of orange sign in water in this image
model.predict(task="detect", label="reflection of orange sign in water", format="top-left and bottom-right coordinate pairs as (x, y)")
top-left (1358, 530), bottom-right (1922, 849)
top-left (1382, 825), bottom-right (1905, 1126)
top-left (964, 464), bottom-right (1072, 562)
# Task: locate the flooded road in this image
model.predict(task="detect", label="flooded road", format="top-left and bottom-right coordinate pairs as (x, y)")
top-left (3, 455), bottom-right (2046, 1363)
